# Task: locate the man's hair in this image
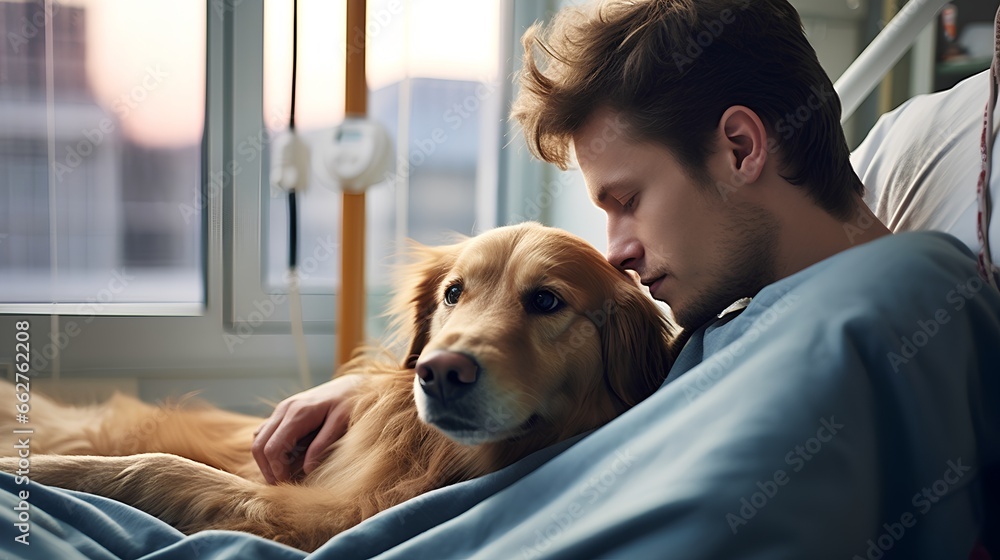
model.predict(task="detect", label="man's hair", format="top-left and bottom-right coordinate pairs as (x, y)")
top-left (512, 0), bottom-right (864, 219)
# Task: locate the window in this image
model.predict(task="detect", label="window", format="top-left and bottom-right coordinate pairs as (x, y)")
top-left (0, 0), bottom-right (205, 309)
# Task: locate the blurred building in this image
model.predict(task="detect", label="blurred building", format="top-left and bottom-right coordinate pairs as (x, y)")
top-left (0, 1), bottom-right (200, 302)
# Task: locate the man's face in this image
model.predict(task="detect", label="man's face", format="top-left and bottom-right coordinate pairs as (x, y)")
top-left (573, 108), bottom-right (779, 330)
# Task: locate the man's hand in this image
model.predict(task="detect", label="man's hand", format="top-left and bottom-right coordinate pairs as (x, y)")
top-left (252, 374), bottom-right (363, 484)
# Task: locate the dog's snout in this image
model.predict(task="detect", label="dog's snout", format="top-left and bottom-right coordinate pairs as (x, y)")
top-left (416, 351), bottom-right (479, 402)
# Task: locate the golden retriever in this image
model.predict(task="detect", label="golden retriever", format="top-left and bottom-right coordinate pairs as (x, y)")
top-left (0, 222), bottom-right (677, 551)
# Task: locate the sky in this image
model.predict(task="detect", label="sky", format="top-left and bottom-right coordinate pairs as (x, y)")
top-left (59, 0), bottom-right (501, 147)
top-left (67, 0), bottom-right (205, 147)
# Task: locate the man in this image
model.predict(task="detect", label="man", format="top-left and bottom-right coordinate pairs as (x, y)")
top-left (249, 0), bottom-right (999, 557)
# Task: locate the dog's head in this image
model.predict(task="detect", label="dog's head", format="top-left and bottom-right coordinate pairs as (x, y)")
top-left (389, 222), bottom-right (676, 446)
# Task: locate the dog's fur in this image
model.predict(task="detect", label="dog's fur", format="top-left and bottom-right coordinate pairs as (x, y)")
top-left (0, 223), bottom-right (677, 551)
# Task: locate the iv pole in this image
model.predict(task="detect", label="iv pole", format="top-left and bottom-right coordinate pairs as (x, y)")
top-left (337, 0), bottom-right (367, 369)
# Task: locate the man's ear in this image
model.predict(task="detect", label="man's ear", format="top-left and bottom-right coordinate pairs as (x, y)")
top-left (388, 239), bottom-right (464, 368)
top-left (601, 280), bottom-right (676, 408)
top-left (716, 105), bottom-right (768, 187)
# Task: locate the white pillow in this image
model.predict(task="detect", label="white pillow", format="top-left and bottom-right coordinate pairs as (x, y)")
top-left (851, 70), bottom-right (999, 266)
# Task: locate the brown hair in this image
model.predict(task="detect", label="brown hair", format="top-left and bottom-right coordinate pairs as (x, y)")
top-left (512, 0), bottom-right (864, 219)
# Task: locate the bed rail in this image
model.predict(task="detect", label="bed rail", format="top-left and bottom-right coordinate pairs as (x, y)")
top-left (835, 0), bottom-right (951, 124)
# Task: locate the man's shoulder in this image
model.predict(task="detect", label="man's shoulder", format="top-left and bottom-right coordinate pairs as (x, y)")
top-left (864, 230), bottom-right (975, 259)
top-left (769, 231), bottom-right (980, 305)
top-left (737, 230), bottom-right (998, 348)
top-left (836, 230), bottom-right (972, 275)
top-left (670, 231), bottom-right (997, 383)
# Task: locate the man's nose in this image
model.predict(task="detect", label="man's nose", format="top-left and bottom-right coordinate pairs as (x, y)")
top-left (606, 224), bottom-right (643, 270)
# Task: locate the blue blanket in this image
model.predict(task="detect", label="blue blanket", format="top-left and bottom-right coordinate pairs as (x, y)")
top-left (3, 231), bottom-right (998, 560)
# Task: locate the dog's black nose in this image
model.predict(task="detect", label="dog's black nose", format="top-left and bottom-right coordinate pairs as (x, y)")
top-left (416, 350), bottom-right (479, 402)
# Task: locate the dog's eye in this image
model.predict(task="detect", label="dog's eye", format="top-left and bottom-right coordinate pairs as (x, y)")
top-left (528, 290), bottom-right (563, 314)
top-left (444, 284), bottom-right (463, 306)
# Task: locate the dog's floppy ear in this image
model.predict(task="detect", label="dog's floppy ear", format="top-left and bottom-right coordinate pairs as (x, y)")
top-left (601, 280), bottom-right (676, 408)
top-left (388, 239), bottom-right (464, 368)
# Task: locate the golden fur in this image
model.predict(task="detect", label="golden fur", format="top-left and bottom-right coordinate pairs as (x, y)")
top-left (0, 223), bottom-right (677, 551)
